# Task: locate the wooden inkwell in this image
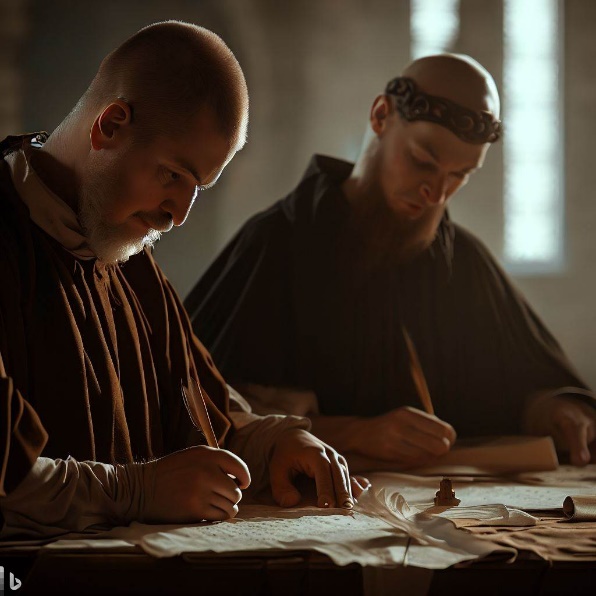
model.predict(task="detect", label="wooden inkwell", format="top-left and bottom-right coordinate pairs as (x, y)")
top-left (434, 478), bottom-right (461, 506)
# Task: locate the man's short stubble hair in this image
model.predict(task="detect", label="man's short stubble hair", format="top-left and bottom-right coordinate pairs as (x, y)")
top-left (79, 20), bottom-right (248, 149)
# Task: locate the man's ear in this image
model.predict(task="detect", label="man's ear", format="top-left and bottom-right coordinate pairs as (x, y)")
top-left (370, 95), bottom-right (392, 136)
top-left (90, 99), bottom-right (133, 150)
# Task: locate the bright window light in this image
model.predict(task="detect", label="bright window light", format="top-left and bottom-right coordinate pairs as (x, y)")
top-left (504, 0), bottom-right (563, 273)
top-left (410, 0), bottom-right (460, 59)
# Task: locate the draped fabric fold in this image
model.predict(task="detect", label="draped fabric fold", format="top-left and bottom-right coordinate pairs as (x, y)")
top-left (0, 133), bottom-right (230, 503)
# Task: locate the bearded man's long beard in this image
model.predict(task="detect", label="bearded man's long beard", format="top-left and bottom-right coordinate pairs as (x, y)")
top-left (345, 186), bottom-right (438, 277)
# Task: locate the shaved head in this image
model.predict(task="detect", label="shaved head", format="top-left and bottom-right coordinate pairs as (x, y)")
top-left (79, 20), bottom-right (248, 150)
top-left (342, 53), bottom-right (500, 265)
top-left (401, 53), bottom-right (500, 118)
top-left (33, 21), bottom-right (250, 264)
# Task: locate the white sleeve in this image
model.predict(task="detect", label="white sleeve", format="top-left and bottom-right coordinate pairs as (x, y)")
top-left (0, 456), bottom-right (154, 539)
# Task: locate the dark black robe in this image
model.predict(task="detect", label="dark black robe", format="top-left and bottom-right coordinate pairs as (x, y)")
top-left (185, 155), bottom-right (591, 437)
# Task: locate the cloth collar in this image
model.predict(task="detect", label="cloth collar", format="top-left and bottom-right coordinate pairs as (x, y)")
top-left (4, 137), bottom-right (96, 260)
top-left (300, 154), bottom-right (354, 185)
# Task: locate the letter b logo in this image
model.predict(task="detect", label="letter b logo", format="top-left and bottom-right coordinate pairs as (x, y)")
top-left (0, 566), bottom-right (21, 591)
top-left (10, 571), bottom-right (21, 590)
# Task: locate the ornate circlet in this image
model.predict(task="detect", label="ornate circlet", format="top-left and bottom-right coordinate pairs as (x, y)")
top-left (385, 77), bottom-right (502, 144)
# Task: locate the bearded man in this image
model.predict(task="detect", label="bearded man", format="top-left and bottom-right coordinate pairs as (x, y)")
top-left (0, 21), bottom-right (365, 540)
top-left (185, 54), bottom-right (596, 471)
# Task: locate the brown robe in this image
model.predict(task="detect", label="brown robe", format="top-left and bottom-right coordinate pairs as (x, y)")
top-left (0, 134), bottom-right (230, 499)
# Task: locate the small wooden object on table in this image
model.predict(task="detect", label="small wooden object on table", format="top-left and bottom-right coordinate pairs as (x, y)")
top-left (434, 478), bottom-right (461, 506)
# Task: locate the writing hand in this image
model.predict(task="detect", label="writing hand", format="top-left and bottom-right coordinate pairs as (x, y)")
top-left (268, 429), bottom-right (355, 509)
top-left (351, 406), bottom-right (457, 465)
top-left (143, 446), bottom-right (251, 523)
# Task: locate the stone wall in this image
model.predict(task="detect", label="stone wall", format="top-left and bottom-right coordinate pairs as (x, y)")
top-left (3, 0), bottom-right (595, 387)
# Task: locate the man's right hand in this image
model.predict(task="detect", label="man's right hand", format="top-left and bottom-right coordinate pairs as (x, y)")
top-left (143, 446), bottom-right (251, 523)
top-left (311, 406), bottom-right (456, 466)
top-left (353, 406), bottom-right (457, 464)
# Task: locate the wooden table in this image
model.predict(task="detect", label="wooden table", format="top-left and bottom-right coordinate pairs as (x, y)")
top-left (2, 546), bottom-right (595, 595)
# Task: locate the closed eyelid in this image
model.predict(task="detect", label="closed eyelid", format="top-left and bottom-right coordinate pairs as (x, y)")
top-left (411, 141), bottom-right (439, 161)
top-left (410, 146), bottom-right (435, 163)
top-left (409, 149), bottom-right (476, 178)
top-left (411, 147), bottom-right (430, 160)
top-left (411, 153), bottom-right (437, 171)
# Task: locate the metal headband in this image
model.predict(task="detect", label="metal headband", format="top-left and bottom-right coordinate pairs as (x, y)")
top-left (385, 77), bottom-right (502, 144)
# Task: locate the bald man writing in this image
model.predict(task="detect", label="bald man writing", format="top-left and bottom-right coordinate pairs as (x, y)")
top-left (0, 21), bottom-right (366, 540)
top-left (186, 54), bottom-right (596, 470)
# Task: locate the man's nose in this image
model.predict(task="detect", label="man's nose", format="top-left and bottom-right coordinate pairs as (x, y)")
top-left (419, 178), bottom-right (447, 206)
top-left (160, 186), bottom-right (199, 226)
